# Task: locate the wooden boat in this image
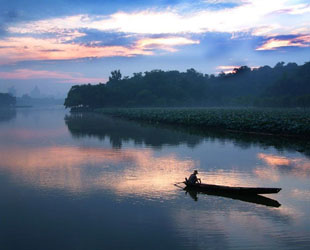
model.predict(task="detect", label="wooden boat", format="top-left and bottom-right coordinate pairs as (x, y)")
top-left (184, 181), bottom-right (281, 195)
top-left (184, 186), bottom-right (281, 207)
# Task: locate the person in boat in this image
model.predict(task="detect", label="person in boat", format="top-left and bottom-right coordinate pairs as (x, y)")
top-left (187, 170), bottom-right (201, 185)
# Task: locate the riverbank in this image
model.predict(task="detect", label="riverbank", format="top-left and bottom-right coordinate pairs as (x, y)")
top-left (96, 108), bottom-right (310, 138)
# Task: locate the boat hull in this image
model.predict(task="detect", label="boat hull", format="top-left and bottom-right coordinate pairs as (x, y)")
top-left (184, 182), bottom-right (281, 195)
top-left (184, 186), bottom-right (281, 207)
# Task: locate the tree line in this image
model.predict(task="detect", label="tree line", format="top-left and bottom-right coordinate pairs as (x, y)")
top-left (0, 93), bottom-right (16, 107)
top-left (64, 61), bottom-right (310, 109)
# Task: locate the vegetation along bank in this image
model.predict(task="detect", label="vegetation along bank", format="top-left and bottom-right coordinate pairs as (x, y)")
top-left (65, 62), bottom-right (310, 109)
top-left (97, 108), bottom-right (310, 138)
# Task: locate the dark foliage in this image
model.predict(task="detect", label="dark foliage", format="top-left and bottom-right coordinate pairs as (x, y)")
top-left (0, 93), bottom-right (16, 107)
top-left (64, 62), bottom-right (310, 108)
top-left (99, 108), bottom-right (310, 137)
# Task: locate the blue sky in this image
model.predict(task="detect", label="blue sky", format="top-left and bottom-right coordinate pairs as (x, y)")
top-left (0, 0), bottom-right (309, 97)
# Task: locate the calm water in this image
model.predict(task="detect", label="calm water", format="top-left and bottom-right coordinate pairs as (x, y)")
top-left (0, 107), bottom-right (310, 250)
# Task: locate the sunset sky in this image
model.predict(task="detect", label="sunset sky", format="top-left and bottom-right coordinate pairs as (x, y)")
top-left (0, 0), bottom-right (309, 97)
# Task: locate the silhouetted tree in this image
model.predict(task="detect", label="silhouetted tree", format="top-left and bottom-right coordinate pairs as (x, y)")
top-left (64, 62), bottom-right (310, 109)
top-left (0, 93), bottom-right (16, 107)
top-left (109, 70), bottom-right (122, 82)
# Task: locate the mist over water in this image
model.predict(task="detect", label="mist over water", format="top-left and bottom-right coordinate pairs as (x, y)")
top-left (0, 107), bottom-right (309, 250)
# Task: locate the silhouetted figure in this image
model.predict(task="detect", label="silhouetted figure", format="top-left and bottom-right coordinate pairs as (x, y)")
top-left (187, 170), bottom-right (201, 185)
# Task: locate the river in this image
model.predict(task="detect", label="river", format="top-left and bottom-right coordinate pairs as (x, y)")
top-left (0, 107), bottom-right (309, 250)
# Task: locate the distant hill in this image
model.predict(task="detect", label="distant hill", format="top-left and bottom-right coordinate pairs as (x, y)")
top-left (64, 61), bottom-right (310, 109)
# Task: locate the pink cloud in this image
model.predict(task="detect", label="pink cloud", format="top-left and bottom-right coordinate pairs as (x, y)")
top-left (0, 36), bottom-right (197, 64)
top-left (216, 65), bottom-right (258, 74)
top-left (0, 69), bottom-right (105, 84)
top-left (256, 35), bottom-right (310, 50)
top-left (216, 65), bottom-right (240, 74)
top-left (136, 37), bottom-right (199, 52)
top-left (0, 37), bottom-right (153, 64)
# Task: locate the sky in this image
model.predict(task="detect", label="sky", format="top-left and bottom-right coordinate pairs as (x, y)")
top-left (0, 0), bottom-right (309, 97)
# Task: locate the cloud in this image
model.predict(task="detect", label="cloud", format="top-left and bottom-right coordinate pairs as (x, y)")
top-left (136, 37), bottom-right (199, 52)
top-left (0, 36), bottom-right (153, 63)
top-left (216, 65), bottom-right (240, 73)
top-left (0, 69), bottom-right (105, 84)
top-left (70, 30), bottom-right (137, 47)
top-left (71, 31), bottom-right (199, 49)
top-left (8, 1), bottom-right (310, 36)
top-left (0, 9), bottom-right (21, 37)
top-left (276, 3), bottom-right (310, 15)
top-left (1, 0), bottom-right (310, 64)
top-left (216, 65), bottom-right (261, 73)
top-left (256, 35), bottom-right (310, 50)
top-left (0, 34), bottom-right (199, 63)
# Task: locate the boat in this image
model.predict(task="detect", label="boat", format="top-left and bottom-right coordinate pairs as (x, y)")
top-left (184, 186), bottom-right (281, 207)
top-left (184, 180), bottom-right (281, 195)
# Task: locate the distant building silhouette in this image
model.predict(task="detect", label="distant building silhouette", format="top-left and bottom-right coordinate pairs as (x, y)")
top-left (30, 86), bottom-right (41, 98)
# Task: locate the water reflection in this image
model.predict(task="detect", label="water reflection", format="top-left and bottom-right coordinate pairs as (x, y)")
top-left (290, 189), bottom-right (310, 201)
top-left (0, 108), bottom-right (16, 123)
top-left (0, 143), bottom-right (271, 199)
top-left (65, 113), bottom-right (310, 157)
top-left (65, 113), bottom-right (203, 148)
top-left (1, 109), bottom-right (310, 250)
top-left (173, 204), bottom-right (299, 250)
top-left (184, 187), bottom-right (281, 207)
top-left (0, 145), bottom-right (195, 198)
top-left (0, 128), bottom-right (67, 142)
top-left (2, 111), bottom-right (309, 200)
top-left (256, 153), bottom-right (310, 179)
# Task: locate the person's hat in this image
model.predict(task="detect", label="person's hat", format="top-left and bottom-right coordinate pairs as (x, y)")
top-left (194, 170), bottom-right (198, 174)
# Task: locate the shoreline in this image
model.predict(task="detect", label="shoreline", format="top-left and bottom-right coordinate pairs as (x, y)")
top-left (93, 107), bottom-right (310, 139)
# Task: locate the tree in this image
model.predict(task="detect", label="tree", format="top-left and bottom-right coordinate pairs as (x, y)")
top-left (63, 61), bottom-right (310, 109)
top-left (232, 66), bottom-right (251, 75)
top-left (109, 70), bottom-right (122, 82)
top-left (275, 61), bottom-right (285, 68)
top-left (0, 93), bottom-right (16, 107)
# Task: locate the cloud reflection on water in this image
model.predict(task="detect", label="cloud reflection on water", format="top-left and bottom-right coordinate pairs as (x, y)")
top-left (1, 145), bottom-right (294, 201)
top-left (0, 145), bottom-right (196, 198)
top-left (1, 109), bottom-right (310, 250)
top-left (256, 153), bottom-right (310, 179)
top-left (0, 143), bottom-right (267, 200)
top-left (290, 189), bottom-right (310, 201)
top-left (0, 128), bottom-right (67, 140)
top-left (172, 204), bottom-right (302, 250)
